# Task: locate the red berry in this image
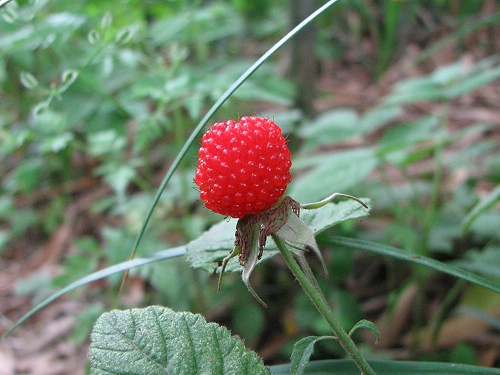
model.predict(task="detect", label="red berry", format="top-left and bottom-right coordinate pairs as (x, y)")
top-left (194, 116), bottom-right (292, 218)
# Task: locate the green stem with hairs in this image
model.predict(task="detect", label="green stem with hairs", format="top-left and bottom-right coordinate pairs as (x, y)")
top-left (272, 234), bottom-right (376, 375)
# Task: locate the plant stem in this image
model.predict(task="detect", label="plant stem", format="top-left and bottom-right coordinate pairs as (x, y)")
top-left (272, 234), bottom-right (376, 375)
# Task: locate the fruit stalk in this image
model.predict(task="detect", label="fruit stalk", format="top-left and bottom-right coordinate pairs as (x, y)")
top-left (272, 234), bottom-right (376, 375)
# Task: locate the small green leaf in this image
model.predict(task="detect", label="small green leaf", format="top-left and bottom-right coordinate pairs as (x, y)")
top-left (359, 105), bottom-right (401, 133)
top-left (348, 319), bottom-right (380, 343)
top-left (32, 100), bottom-right (50, 116)
top-left (88, 29), bottom-right (101, 44)
top-left (58, 69), bottom-right (78, 93)
top-left (89, 306), bottom-right (270, 375)
top-left (115, 27), bottom-right (134, 45)
top-left (102, 164), bottom-right (136, 198)
top-left (384, 78), bottom-right (446, 105)
top-left (378, 115), bottom-right (438, 153)
top-left (100, 12), bottom-right (112, 29)
top-left (20, 71), bottom-right (38, 89)
top-left (445, 66), bottom-right (500, 98)
top-left (290, 336), bottom-right (336, 375)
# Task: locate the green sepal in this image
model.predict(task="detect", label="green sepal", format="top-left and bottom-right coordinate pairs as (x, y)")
top-left (276, 208), bottom-right (328, 277)
top-left (218, 245), bottom-right (240, 292)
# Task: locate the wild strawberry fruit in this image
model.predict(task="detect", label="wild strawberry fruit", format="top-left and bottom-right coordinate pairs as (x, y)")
top-left (194, 116), bottom-right (292, 218)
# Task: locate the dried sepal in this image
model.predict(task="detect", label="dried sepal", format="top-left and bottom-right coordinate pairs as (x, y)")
top-left (217, 193), bottom-right (368, 305)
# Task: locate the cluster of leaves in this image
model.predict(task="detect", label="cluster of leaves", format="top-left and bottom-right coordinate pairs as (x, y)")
top-left (0, 0), bottom-right (291, 276)
top-left (0, 0), bottom-right (292, 351)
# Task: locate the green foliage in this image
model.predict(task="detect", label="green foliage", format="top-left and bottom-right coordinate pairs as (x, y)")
top-left (89, 306), bottom-right (270, 375)
top-left (270, 359), bottom-right (500, 374)
top-left (0, 0), bottom-right (292, 251)
top-left (290, 336), bottom-right (336, 375)
top-left (1, 0), bottom-right (499, 373)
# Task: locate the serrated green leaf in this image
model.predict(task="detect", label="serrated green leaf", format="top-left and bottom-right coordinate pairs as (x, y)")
top-left (348, 319), bottom-right (380, 343)
top-left (186, 199), bottom-right (371, 273)
top-left (291, 336), bottom-right (336, 375)
top-left (89, 306), bottom-right (270, 375)
top-left (185, 218), bottom-right (266, 273)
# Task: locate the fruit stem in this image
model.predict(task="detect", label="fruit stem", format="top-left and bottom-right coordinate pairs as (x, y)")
top-left (272, 234), bottom-right (376, 375)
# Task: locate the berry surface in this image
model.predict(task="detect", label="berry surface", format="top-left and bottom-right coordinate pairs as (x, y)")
top-left (194, 116), bottom-right (292, 218)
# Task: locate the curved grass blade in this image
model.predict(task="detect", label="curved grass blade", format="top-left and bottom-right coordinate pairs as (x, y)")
top-left (326, 237), bottom-right (500, 294)
top-left (119, 0), bottom-right (341, 292)
top-left (1, 246), bottom-right (186, 340)
top-left (269, 359), bottom-right (500, 374)
top-left (0, 0), bottom-right (14, 8)
top-left (462, 185), bottom-right (500, 234)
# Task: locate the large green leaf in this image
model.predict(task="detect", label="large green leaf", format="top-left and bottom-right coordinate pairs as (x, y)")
top-left (298, 108), bottom-right (360, 147)
top-left (269, 359), bottom-right (500, 374)
top-left (89, 306), bottom-right (269, 375)
top-left (186, 199), bottom-right (371, 273)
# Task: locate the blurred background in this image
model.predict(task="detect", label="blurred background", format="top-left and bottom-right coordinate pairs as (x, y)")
top-left (0, 0), bottom-right (499, 373)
